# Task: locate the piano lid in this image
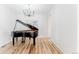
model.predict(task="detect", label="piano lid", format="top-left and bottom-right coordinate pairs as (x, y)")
top-left (16, 19), bottom-right (38, 31)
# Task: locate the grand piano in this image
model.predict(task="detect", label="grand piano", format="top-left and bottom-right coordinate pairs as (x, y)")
top-left (12, 19), bottom-right (38, 46)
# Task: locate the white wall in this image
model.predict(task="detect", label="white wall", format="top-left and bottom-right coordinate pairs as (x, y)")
top-left (0, 5), bottom-right (18, 47)
top-left (48, 4), bottom-right (77, 53)
top-left (77, 5), bottom-right (79, 53)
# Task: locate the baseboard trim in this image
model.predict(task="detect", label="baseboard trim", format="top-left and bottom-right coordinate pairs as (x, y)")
top-left (0, 41), bottom-right (11, 48)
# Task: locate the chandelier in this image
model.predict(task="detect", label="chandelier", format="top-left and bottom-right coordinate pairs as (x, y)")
top-left (23, 4), bottom-right (35, 17)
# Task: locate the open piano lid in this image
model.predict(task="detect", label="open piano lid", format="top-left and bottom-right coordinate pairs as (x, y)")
top-left (16, 19), bottom-right (38, 31)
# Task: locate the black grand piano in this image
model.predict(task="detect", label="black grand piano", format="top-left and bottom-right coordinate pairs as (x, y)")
top-left (12, 19), bottom-right (38, 46)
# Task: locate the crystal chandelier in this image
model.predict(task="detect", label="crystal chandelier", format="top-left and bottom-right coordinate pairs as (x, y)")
top-left (23, 4), bottom-right (35, 17)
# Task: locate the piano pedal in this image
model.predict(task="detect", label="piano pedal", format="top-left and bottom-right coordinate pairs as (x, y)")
top-left (21, 40), bottom-right (25, 43)
top-left (16, 37), bottom-right (18, 42)
top-left (29, 37), bottom-right (31, 40)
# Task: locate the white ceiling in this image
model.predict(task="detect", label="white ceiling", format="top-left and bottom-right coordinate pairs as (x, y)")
top-left (6, 4), bottom-right (54, 15)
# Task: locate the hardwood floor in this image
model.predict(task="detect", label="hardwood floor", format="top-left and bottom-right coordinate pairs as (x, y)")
top-left (0, 38), bottom-right (63, 54)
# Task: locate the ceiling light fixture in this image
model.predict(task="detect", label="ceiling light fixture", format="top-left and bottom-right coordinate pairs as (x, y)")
top-left (23, 4), bottom-right (35, 17)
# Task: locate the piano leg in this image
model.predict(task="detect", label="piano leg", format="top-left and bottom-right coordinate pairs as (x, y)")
top-left (33, 37), bottom-right (35, 46)
top-left (29, 37), bottom-right (31, 40)
top-left (13, 37), bottom-right (14, 46)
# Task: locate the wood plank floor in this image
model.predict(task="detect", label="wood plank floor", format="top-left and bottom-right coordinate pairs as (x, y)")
top-left (0, 38), bottom-right (63, 54)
